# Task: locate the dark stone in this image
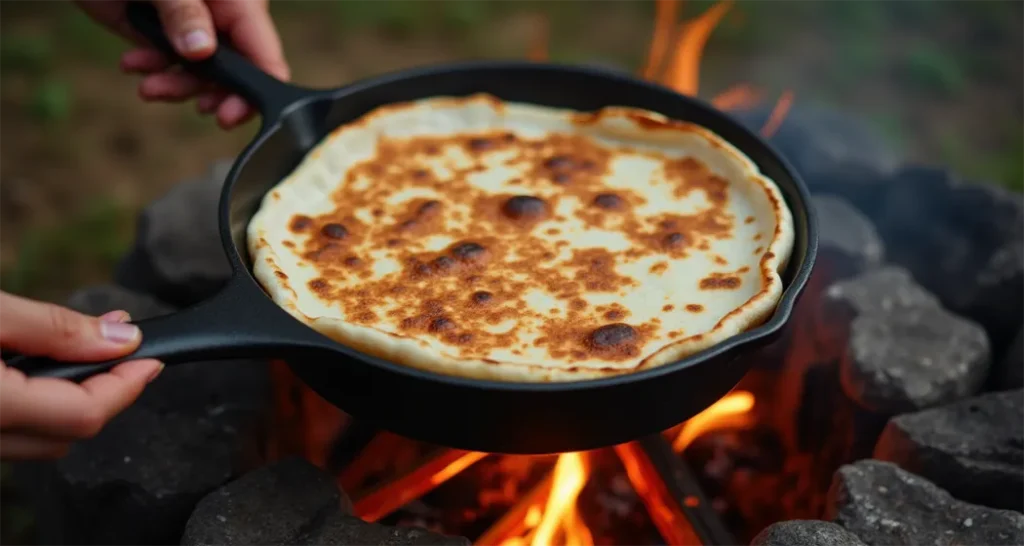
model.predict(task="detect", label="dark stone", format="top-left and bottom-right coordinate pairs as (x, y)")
top-left (31, 407), bottom-right (256, 545)
top-left (63, 284), bottom-right (272, 423)
top-left (995, 328), bottom-right (1023, 390)
top-left (824, 267), bottom-right (941, 318)
top-left (732, 104), bottom-right (898, 212)
top-left (842, 305), bottom-right (990, 415)
top-left (65, 283), bottom-right (174, 320)
top-left (826, 460), bottom-right (1024, 545)
top-left (874, 166), bottom-right (1024, 359)
top-left (874, 389), bottom-right (1024, 512)
top-left (115, 160), bottom-right (233, 308)
top-left (181, 457), bottom-right (351, 545)
top-left (750, 520), bottom-right (865, 546)
top-left (811, 195), bottom-right (884, 276)
top-left (302, 515), bottom-right (471, 546)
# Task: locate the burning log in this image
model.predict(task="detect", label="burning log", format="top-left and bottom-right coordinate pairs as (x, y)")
top-left (354, 449), bottom-right (489, 522)
top-left (635, 437), bottom-right (737, 546)
top-left (474, 473), bottom-right (554, 546)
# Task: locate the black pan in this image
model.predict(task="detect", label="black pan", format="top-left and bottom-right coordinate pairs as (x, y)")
top-left (9, 2), bottom-right (817, 454)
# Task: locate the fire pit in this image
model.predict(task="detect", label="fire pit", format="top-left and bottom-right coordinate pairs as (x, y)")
top-left (8, 2), bottom-right (1023, 545)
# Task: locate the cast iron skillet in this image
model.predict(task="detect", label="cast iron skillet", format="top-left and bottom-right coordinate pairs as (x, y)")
top-left (9, 2), bottom-right (817, 454)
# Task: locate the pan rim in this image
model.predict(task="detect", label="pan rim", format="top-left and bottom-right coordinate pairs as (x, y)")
top-left (220, 60), bottom-right (818, 393)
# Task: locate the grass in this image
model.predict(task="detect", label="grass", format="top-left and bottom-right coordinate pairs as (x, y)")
top-left (900, 42), bottom-right (968, 98)
top-left (29, 79), bottom-right (73, 124)
top-left (0, 199), bottom-right (135, 301)
top-left (0, 33), bottom-right (53, 76)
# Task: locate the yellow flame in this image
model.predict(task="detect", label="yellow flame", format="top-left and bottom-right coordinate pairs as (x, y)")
top-left (672, 391), bottom-right (755, 452)
top-left (529, 453), bottom-right (591, 546)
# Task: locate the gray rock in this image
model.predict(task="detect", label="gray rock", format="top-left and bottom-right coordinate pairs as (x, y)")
top-left (732, 104), bottom-right (898, 214)
top-left (302, 514), bottom-right (471, 546)
top-left (812, 195), bottom-right (885, 277)
top-left (32, 408), bottom-right (253, 545)
top-left (995, 329), bottom-right (1023, 390)
top-left (826, 460), bottom-right (1024, 545)
top-left (842, 306), bottom-right (990, 415)
top-left (874, 389), bottom-right (1024, 512)
top-left (825, 267), bottom-right (941, 318)
top-left (181, 457), bottom-right (351, 545)
top-left (65, 283), bottom-right (175, 320)
top-left (116, 160), bottom-right (233, 308)
top-left (750, 520), bottom-right (866, 546)
top-left (875, 166), bottom-right (1024, 358)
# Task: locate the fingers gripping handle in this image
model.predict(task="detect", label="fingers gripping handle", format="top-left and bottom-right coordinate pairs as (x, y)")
top-left (125, 1), bottom-right (306, 119)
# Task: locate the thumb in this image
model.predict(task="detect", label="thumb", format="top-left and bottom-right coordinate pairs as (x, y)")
top-left (0, 293), bottom-right (141, 362)
top-left (153, 0), bottom-right (217, 60)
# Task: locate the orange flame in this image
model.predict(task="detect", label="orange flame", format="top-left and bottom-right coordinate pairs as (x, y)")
top-left (527, 13), bottom-right (550, 62)
top-left (660, 0), bottom-right (734, 96)
top-left (640, 0), bottom-right (682, 80)
top-left (671, 390), bottom-right (756, 452)
top-left (759, 89), bottom-right (794, 138)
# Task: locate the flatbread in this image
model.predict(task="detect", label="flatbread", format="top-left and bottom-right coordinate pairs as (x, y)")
top-left (247, 94), bottom-right (794, 383)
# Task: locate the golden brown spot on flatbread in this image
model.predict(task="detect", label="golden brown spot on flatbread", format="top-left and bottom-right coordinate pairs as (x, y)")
top-left (471, 291), bottom-right (493, 305)
top-left (585, 323), bottom-right (642, 359)
top-left (753, 246), bottom-right (764, 255)
top-left (593, 193), bottom-right (625, 210)
top-left (713, 255), bottom-right (728, 266)
top-left (309, 278), bottom-right (328, 293)
top-left (501, 195), bottom-right (549, 222)
top-left (686, 304), bottom-right (704, 312)
top-left (699, 274), bottom-right (742, 290)
top-left (321, 223), bottom-right (348, 239)
top-left (753, 233), bottom-right (763, 241)
top-left (274, 271), bottom-right (288, 280)
top-left (649, 262), bottom-right (668, 275)
top-left (744, 215), bottom-right (755, 224)
top-left (289, 215), bottom-right (313, 233)
top-left (604, 309), bottom-right (624, 321)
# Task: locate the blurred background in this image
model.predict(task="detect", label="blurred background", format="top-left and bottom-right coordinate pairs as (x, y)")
top-left (0, 1), bottom-right (1021, 543)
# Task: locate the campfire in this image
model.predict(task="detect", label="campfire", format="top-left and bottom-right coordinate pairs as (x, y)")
top-left (263, 4), bottom-right (801, 544)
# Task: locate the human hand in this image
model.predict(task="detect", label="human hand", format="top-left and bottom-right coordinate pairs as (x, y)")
top-left (75, 0), bottom-right (291, 129)
top-left (0, 292), bottom-right (163, 460)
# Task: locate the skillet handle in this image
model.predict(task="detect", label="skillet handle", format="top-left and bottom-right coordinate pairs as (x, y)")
top-left (4, 280), bottom-right (318, 382)
top-left (125, 1), bottom-right (311, 120)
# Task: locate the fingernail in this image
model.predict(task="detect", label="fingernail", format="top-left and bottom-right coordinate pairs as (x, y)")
top-left (178, 29), bottom-right (212, 54)
top-left (147, 362), bottom-right (165, 384)
top-left (99, 310), bottom-right (131, 323)
top-left (100, 321), bottom-right (140, 344)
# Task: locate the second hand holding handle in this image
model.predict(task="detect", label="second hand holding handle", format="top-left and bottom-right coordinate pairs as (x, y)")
top-left (125, 1), bottom-right (305, 119)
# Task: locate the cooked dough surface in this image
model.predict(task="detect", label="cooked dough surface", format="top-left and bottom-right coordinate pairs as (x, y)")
top-left (248, 94), bottom-right (794, 382)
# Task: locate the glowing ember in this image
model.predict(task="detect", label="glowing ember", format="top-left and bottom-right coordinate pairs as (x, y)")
top-left (671, 391), bottom-right (756, 452)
